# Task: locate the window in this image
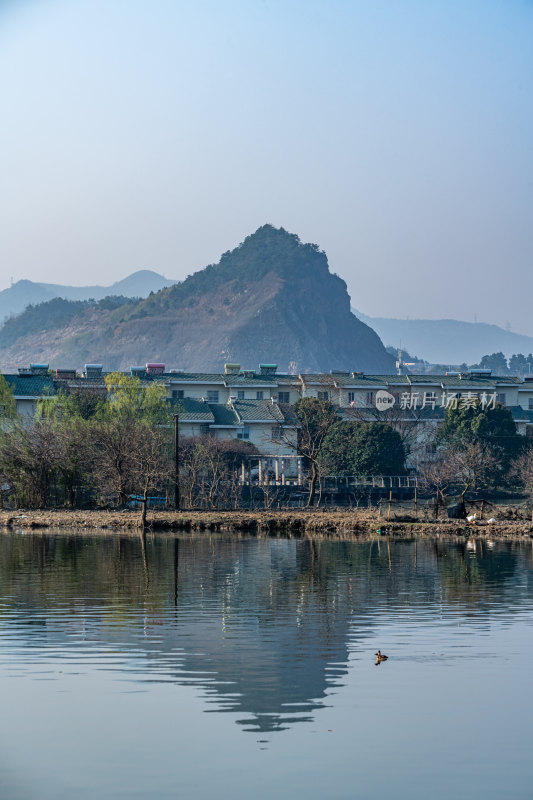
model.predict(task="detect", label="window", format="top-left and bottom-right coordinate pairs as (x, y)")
top-left (529, 399), bottom-right (533, 411)
top-left (271, 425), bottom-right (283, 440)
top-left (256, 391), bottom-right (264, 400)
top-left (199, 424), bottom-right (210, 435)
top-left (366, 391), bottom-right (374, 406)
top-left (237, 426), bottom-right (250, 440)
top-left (278, 391), bottom-right (290, 403)
top-left (317, 391), bottom-right (329, 400)
top-left (348, 391), bottom-right (356, 404)
top-left (237, 391), bottom-right (245, 400)
top-left (172, 389), bottom-right (184, 400)
top-left (496, 393), bottom-right (506, 406)
top-left (207, 390), bottom-right (219, 403)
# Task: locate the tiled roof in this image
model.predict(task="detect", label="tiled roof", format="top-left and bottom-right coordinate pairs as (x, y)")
top-left (210, 404), bottom-right (239, 426)
top-left (224, 376), bottom-right (278, 387)
top-left (233, 399), bottom-right (284, 422)
top-left (4, 375), bottom-right (58, 397)
top-left (161, 373), bottom-right (225, 384)
top-left (406, 374), bottom-right (522, 387)
top-left (508, 406), bottom-right (533, 422)
top-left (170, 397), bottom-right (214, 422)
top-left (299, 373), bottom-right (386, 387)
top-left (340, 406), bottom-right (445, 422)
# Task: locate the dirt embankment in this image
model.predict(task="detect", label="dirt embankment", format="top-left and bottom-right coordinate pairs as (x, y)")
top-left (1, 509), bottom-right (533, 539)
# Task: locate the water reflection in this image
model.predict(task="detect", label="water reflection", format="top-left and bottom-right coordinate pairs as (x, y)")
top-left (0, 532), bottom-right (532, 734)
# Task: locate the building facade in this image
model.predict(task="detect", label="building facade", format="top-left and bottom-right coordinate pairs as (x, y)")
top-left (4, 362), bottom-right (533, 471)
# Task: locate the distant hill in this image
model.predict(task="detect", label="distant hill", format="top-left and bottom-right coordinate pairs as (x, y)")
top-left (353, 311), bottom-right (533, 365)
top-left (0, 226), bottom-right (394, 374)
top-left (0, 270), bottom-right (177, 325)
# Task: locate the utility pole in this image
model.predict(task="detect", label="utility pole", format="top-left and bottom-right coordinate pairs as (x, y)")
top-left (174, 411), bottom-right (180, 510)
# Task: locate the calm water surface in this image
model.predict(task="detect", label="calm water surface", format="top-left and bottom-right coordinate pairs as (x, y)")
top-left (0, 531), bottom-right (532, 800)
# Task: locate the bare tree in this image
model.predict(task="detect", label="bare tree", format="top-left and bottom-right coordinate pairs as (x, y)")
top-left (272, 398), bottom-right (338, 507)
top-left (179, 436), bottom-right (258, 510)
top-left (0, 419), bottom-right (60, 507)
top-left (91, 417), bottom-right (139, 506)
top-left (418, 451), bottom-right (456, 519)
top-left (446, 441), bottom-right (497, 517)
top-left (129, 423), bottom-right (172, 527)
top-left (511, 448), bottom-right (533, 521)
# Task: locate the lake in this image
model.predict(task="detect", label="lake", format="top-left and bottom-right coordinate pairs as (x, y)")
top-left (0, 531), bottom-right (532, 800)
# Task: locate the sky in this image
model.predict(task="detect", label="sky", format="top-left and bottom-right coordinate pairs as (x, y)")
top-left (1, 0), bottom-right (532, 333)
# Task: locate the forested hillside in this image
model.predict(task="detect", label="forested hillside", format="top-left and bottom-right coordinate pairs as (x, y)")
top-left (0, 226), bottom-right (394, 374)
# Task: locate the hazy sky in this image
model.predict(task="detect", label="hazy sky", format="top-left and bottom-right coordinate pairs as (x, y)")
top-left (1, 0), bottom-right (532, 332)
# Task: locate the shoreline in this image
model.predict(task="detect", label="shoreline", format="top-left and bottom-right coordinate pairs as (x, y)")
top-left (1, 509), bottom-right (533, 539)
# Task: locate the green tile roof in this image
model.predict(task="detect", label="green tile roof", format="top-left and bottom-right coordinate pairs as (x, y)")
top-left (223, 375), bottom-right (279, 386)
top-left (159, 373), bottom-right (225, 383)
top-left (209, 404), bottom-right (239, 425)
top-left (406, 374), bottom-right (522, 387)
top-left (4, 375), bottom-right (58, 398)
top-left (508, 406), bottom-right (533, 422)
top-left (232, 399), bottom-right (284, 422)
top-left (170, 397), bottom-right (214, 422)
top-left (340, 406), bottom-right (446, 421)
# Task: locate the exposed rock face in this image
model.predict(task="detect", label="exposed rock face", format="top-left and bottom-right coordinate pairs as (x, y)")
top-left (0, 226), bottom-right (394, 374)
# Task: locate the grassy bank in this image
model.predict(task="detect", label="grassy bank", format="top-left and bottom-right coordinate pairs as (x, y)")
top-left (1, 508), bottom-right (533, 539)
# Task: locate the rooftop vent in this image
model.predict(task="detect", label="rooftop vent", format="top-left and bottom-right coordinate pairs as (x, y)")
top-left (18, 364), bottom-right (49, 376)
top-left (224, 363), bottom-right (241, 375)
top-left (146, 363), bottom-right (165, 375)
top-left (259, 364), bottom-right (277, 376)
top-left (28, 363), bottom-right (49, 376)
top-left (85, 364), bottom-right (103, 379)
top-left (469, 369), bottom-right (492, 377)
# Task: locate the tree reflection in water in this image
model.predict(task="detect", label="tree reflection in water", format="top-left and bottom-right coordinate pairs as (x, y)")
top-left (0, 532), bottom-right (531, 733)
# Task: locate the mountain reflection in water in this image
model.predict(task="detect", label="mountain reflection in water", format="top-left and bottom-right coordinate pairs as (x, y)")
top-left (0, 533), bottom-right (532, 735)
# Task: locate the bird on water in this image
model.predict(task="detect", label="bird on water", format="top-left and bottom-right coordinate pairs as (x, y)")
top-left (375, 650), bottom-right (388, 664)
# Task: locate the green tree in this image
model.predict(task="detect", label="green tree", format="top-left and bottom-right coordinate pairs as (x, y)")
top-left (509, 353), bottom-right (533, 377)
top-left (318, 421), bottom-right (405, 477)
top-left (472, 353), bottom-right (509, 375)
top-left (0, 372), bottom-right (17, 422)
top-left (436, 399), bottom-right (521, 478)
top-left (103, 372), bottom-right (171, 425)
